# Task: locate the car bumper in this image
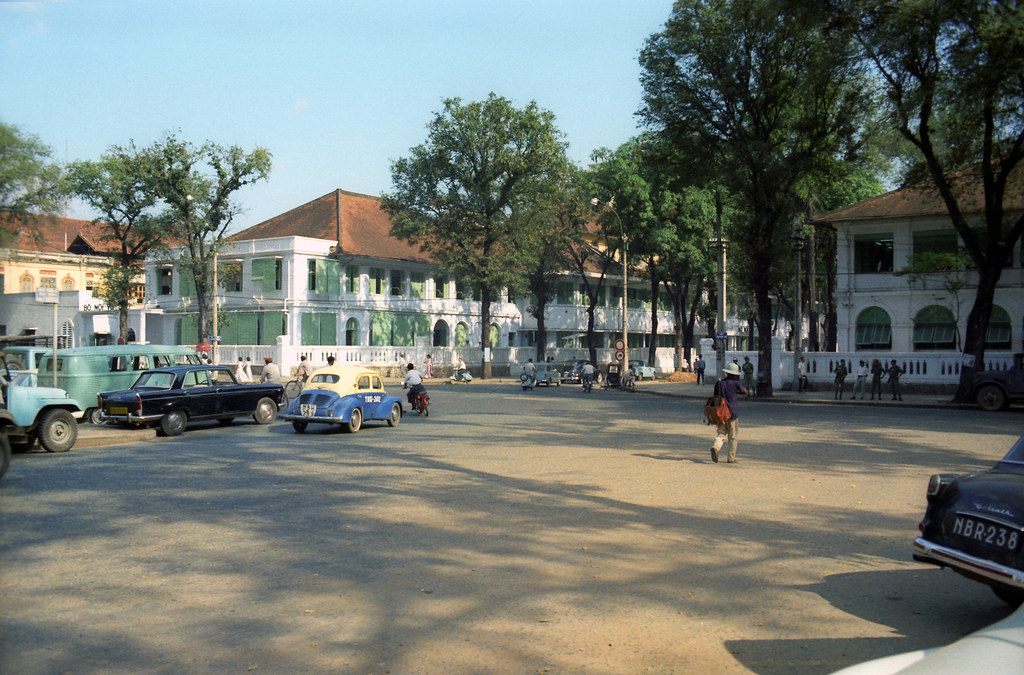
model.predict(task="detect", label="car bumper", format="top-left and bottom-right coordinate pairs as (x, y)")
top-left (913, 536), bottom-right (1024, 589)
top-left (100, 412), bottom-right (164, 425)
top-left (282, 414), bottom-right (345, 424)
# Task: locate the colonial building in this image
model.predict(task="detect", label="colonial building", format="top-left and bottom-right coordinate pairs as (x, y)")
top-left (817, 172), bottom-right (1023, 358)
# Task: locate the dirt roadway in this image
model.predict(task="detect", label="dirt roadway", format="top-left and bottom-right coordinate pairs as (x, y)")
top-left (0, 387), bottom-right (1020, 674)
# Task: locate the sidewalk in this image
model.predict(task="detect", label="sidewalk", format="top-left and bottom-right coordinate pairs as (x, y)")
top-left (637, 379), bottom-right (969, 410)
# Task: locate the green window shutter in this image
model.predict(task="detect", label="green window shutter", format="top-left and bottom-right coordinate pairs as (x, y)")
top-left (414, 314), bottom-right (430, 338)
top-left (252, 258), bottom-right (274, 292)
top-left (370, 312), bottom-right (392, 346)
top-left (179, 270), bottom-right (196, 297)
top-left (411, 272), bottom-right (425, 298)
top-left (221, 316), bottom-right (238, 345)
top-left (236, 312), bottom-right (259, 345)
top-left (319, 313), bottom-right (337, 345)
top-left (454, 322), bottom-right (469, 347)
top-left (393, 313), bottom-right (414, 346)
top-left (489, 324), bottom-right (499, 348)
top-left (327, 260), bottom-right (341, 296)
top-left (177, 314), bottom-right (199, 345)
top-left (262, 312), bottom-right (285, 345)
top-left (301, 313), bottom-right (319, 346)
top-left (346, 265), bottom-right (360, 294)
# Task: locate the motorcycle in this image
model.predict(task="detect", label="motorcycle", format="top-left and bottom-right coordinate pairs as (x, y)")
top-left (403, 384), bottom-right (430, 416)
top-left (520, 373), bottom-right (536, 390)
top-left (581, 375), bottom-right (593, 393)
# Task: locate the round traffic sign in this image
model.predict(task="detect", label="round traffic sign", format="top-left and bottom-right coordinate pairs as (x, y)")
top-left (614, 349), bottom-right (625, 361)
top-left (614, 338), bottom-right (625, 351)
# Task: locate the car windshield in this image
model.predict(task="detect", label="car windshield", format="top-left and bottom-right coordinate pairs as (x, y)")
top-left (999, 436), bottom-right (1024, 466)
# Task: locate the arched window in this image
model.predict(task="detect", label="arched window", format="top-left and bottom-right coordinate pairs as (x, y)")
top-left (489, 323), bottom-right (500, 348)
top-left (913, 305), bottom-right (957, 350)
top-left (126, 328), bottom-right (137, 343)
top-left (454, 322), bottom-right (469, 347)
top-left (20, 274), bottom-right (33, 293)
top-left (433, 320), bottom-right (449, 347)
top-left (855, 307), bottom-right (892, 350)
top-left (59, 319), bottom-right (74, 348)
top-left (345, 318), bottom-right (359, 346)
top-left (62, 276), bottom-right (75, 291)
top-left (985, 305), bottom-right (1012, 350)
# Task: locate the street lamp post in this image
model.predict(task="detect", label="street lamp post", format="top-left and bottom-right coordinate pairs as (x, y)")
top-left (592, 198), bottom-right (627, 380)
top-left (792, 217), bottom-right (805, 391)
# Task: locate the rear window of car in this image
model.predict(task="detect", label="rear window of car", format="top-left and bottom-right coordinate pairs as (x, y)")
top-left (311, 374), bottom-right (340, 384)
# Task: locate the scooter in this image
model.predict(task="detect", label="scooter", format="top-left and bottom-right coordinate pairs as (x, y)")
top-left (520, 373), bottom-right (536, 390)
top-left (409, 389), bottom-right (429, 416)
top-left (450, 370), bottom-right (473, 383)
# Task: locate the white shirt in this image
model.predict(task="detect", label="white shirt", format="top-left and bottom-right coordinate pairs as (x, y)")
top-left (857, 363), bottom-right (870, 378)
top-left (404, 369), bottom-right (423, 386)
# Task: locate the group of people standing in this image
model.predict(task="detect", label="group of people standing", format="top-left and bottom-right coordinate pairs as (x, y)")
top-left (830, 358), bottom-right (904, 401)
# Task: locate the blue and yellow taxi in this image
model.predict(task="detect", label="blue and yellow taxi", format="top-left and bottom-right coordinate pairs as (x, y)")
top-left (282, 365), bottom-right (403, 433)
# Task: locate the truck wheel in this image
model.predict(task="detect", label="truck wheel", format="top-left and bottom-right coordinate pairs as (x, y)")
top-left (976, 385), bottom-right (1007, 411)
top-left (38, 409), bottom-right (78, 452)
top-left (159, 411), bottom-right (187, 437)
top-left (0, 431), bottom-right (11, 479)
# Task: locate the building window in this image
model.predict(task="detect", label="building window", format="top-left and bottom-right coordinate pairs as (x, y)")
top-left (345, 265), bottom-right (360, 294)
top-left (307, 259), bottom-right (340, 295)
top-left (556, 282), bottom-right (574, 305)
top-left (489, 323), bottom-right (500, 348)
top-left (301, 312), bottom-right (337, 346)
top-left (390, 270), bottom-right (404, 296)
top-left (913, 229), bottom-right (959, 257)
top-left (159, 267), bottom-right (173, 295)
top-left (913, 305), bottom-right (957, 350)
top-left (62, 276), bottom-right (75, 291)
top-left (252, 258), bottom-right (282, 292)
top-left (434, 276), bottom-right (449, 299)
top-left (454, 321), bottom-right (469, 347)
top-left (39, 275), bottom-right (56, 289)
top-left (985, 305), bottom-right (1012, 350)
top-left (854, 233), bottom-right (894, 273)
top-left (855, 306), bottom-right (892, 350)
top-left (20, 274), bottom-right (33, 293)
top-left (345, 317), bottom-right (359, 346)
top-left (307, 259), bottom-right (317, 291)
top-left (433, 320), bottom-right (449, 347)
top-left (370, 267), bottom-right (386, 295)
top-left (85, 274), bottom-right (94, 291)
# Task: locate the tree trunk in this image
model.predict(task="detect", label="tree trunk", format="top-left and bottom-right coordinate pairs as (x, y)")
top-left (953, 266), bottom-right (1001, 402)
top-left (647, 273), bottom-right (659, 366)
top-left (534, 299), bottom-right (548, 362)
top-left (756, 284), bottom-right (774, 398)
top-left (807, 224), bottom-right (819, 351)
top-left (480, 288), bottom-right (492, 379)
top-left (586, 303), bottom-right (599, 366)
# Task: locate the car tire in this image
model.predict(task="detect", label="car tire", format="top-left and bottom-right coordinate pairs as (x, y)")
top-left (0, 431), bottom-right (11, 480)
top-left (253, 397), bottom-right (278, 425)
top-left (345, 408), bottom-right (363, 433)
top-left (159, 411), bottom-right (187, 437)
top-left (976, 385), bottom-right (1008, 411)
top-left (292, 421), bottom-right (308, 433)
top-left (992, 585), bottom-right (1024, 607)
top-left (387, 402), bottom-right (401, 427)
top-left (38, 409), bottom-right (77, 452)
top-left (87, 407), bottom-right (105, 425)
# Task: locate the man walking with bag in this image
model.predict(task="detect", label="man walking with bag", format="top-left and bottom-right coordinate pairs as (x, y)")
top-left (710, 362), bottom-right (747, 464)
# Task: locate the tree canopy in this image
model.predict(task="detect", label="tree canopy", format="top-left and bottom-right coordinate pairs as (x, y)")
top-left (381, 93), bottom-right (569, 377)
top-left (0, 122), bottom-right (66, 243)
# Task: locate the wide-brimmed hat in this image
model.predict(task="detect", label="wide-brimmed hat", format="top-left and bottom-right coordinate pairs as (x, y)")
top-left (723, 362), bottom-right (741, 376)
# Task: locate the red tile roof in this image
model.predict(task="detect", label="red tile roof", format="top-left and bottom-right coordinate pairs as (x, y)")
top-left (0, 212), bottom-right (115, 256)
top-left (229, 189), bottom-right (434, 263)
top-left (816, 165), bottom-right (1024, 223)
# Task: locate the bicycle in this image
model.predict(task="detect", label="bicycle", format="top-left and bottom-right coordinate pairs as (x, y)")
top-left (284, 379), bottom-right (302, 401)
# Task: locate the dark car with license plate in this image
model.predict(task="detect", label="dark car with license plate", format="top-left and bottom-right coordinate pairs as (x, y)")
top-left (98, 365), bottom-right (283, 436)
top-left (913, 436), bottom-right (1024, 606)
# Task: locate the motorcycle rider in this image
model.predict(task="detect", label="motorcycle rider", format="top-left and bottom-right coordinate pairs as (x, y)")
top-left (580, 360), bottom-right (596, 392)
top-left (453, 357), bottom-right (468, 381)
top-left (404, 363), bottom-right (426, 407)
top-left (523, 358), bottom-right (538, 388)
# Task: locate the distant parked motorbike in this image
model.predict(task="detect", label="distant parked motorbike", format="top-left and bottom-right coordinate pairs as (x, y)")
top-left (451, 369), bottom-right (473, 383)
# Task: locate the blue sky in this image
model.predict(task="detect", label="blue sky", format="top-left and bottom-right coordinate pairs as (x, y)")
top-left (1, 0), bottom-right (674, 232)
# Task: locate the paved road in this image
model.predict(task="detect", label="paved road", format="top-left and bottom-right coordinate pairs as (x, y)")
top-left (1, 383), bottom-right (1021, 673)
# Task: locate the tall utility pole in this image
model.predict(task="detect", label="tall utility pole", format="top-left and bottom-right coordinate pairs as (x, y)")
top-left (714, 189), bottom-right (727, 379)
top-left (793, 218), bottom-right (805, 388)
top-left (592, 198), bottom-right (628, 379)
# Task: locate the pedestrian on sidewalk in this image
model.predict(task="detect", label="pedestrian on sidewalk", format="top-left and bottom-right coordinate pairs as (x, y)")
top-left (853, 359), bottom-right (868, 400)
top-left (710, 362), bottom-right (747, 464)
top-left (833, 359), bottom-right (848, 400)
top-left (870, 359), bottom-right (884, 400)
top-left (742, 356), bottom-right (755, 398)
top-left (797, 356), bottom-right (808, 392)
top-left (887, 359), bottom-right (904, 401)
top-left (695, 355), bottom-right (706, 385)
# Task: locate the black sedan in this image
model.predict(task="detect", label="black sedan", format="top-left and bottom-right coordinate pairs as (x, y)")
top-left (914, 436), bottom-right (1024, 606)
top-left (98, 365), bottom-right (284, 436)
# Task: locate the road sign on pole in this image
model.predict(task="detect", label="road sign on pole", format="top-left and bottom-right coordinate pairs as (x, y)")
top-left (614, 349), bottom-right (624, 362)
top-left (614, 338), bottom-right (625, 351)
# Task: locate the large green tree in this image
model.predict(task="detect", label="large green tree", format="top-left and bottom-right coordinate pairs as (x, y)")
top-left (0, 122), bottom-right (66, 245)
top-left (381, 93), bottom-right (568, 378)
top-left (148, 134), bottom-right (272, 346)
top-left (640, 0), bottom-right (870, 396)
top-left (66, 141), bottom-right (166, 340)
top-left (855, 0), bottom-right (1024, 402)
